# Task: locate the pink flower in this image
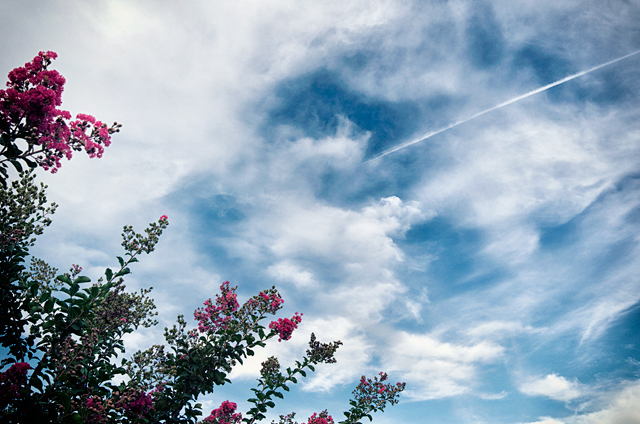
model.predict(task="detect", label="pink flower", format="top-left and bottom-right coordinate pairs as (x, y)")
top-left (269, 312), bottom-right (302, 342)
top-left (0, 52), bottom-right (118, 173)
top-left (307, 410), bottom-right (334, 424)
top-left (159, 215), bottom-right (168, 221)
top-left (122, 391), bottom-right (154, 417)
top-left (194, 281), bottom-right (239, 334)
top-left (0, 362), bottom-right (31, 407)
top-left (203, 400), bottom-right (242, 424)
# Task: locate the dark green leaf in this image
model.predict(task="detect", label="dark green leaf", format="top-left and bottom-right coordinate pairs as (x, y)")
top-left (59, 392), bottom-right (71, 412)
top-left (114, 267), bottom-right (130, 278)
top-left (74, 276), bottom-right (91, 284)
top-left (44, 298), bottom-right (55, 313)
top-left (9, 159), bottom-right (22, 172)
top-left (57, 275), bottom-right (72, 284)
top-left (117, 256), bottom-right (125, 267)
top-left (31, 375), bottom-right (43, 392)
top-left (105, 268), bottom-right (113, 281)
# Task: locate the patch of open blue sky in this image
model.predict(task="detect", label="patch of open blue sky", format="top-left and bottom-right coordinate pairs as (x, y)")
top-left (2, 1), bottom-right (640, 423)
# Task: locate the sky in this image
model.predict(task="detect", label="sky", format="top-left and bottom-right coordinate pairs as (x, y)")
top-left (2, 1), bottom-right (640, 423)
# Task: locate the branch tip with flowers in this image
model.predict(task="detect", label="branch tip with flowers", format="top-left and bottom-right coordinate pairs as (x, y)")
top-left (0, 51), bottom-right (120, 182)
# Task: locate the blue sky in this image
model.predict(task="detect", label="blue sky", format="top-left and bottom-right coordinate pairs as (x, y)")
top-left (2, 1), bottom-right (640, 423)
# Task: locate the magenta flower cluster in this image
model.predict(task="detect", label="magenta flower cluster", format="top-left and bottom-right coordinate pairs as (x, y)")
top-left (122, 391), bottom-right (154, 417)
top-left (269, 312), bottom-right (303, 342)
top-left (0, 51), bottom-right (117, 172)
top-left (0, 362), bottom-right (31, 407)
top-left (307, 410), bottom-right (334, 424)
top-left (203, 400), bottom-right (242, 424)
top-left (194, 281), bottom-right (240, 333)
top-left (259, 290), bottom-right (284, 313)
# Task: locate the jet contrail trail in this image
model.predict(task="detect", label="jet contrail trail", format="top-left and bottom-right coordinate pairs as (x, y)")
top-left (362, 49), bottom-right (640, 164)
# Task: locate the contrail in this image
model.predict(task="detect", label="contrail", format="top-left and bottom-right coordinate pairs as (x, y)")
top-left (362, 49), bottom-right (640, 164)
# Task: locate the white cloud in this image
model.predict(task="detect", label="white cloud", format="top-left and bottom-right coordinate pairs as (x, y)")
top-left (519, 374), bottom-right (582, 402)
top-left (268, 260), bottom-right (317, 288)
top-left (467, 321), bottom-right (543, 340)
top-left (479, 391), bottom-right (508, 400)
top-left (521, 419), bottom-right (566, 424)
top-left (383, 331), bottom-right (504, 400)
top-left (568, 381), bottom-right (640, 424)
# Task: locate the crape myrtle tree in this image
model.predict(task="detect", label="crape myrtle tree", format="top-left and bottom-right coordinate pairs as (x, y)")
top-left (0, 52), bottom-right (406, 424)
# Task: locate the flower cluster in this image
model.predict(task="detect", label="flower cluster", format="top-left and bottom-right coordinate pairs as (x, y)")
top-left (259, 290), bottom-right (284, 313)
top-left (354, 372), bottom-right (406, 411)
top-left (0, 51), bottom-right (120, 174)
top-left (306, 333), bottom-right (342, 364)
top-left (0, 362), bottom-right (31, 407)
top-left (260, 356), bottom-right (281, 378)
top-left (119, 389), bottom-right (154, 417)
top-left (85, 396), bottom-right (105, 423)
top-left (121, 215), bottom-right (169, 256)
top-left (203, 400), bottom-right (242, 424)
top-left (194, 281), bottom-right (240, 333)
top-left (307, 410), bottom-right (334, 424)
top-left (269, 312), bottom-right (303, 342)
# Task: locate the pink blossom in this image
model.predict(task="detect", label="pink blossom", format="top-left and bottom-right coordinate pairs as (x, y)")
top-left (307, 410), bottom-right (334, 424)
top-left (0, 51), bottom-right (117, 173)
top-left (203, 400), bottom-right (242, 424)
top-left (269, 312), bottom-right (302, 342)
top-left (122, 391), bottom-right (154, 417)
top-left (0, 362), bottom-right (31, 407)
top-left (194, 281), bottom-right (239, 334)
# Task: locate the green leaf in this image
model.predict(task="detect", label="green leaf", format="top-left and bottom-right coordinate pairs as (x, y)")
top-left (282, 384), bottom-right (289, 392)
top-left (90, 286), bottom-right (100, 298)
top-left (273, 391), bottom-right (284, 399)
top-left (44, 298), bottom-right (55, 313)
top-left (299, 370), bottom-right (306, 377)
top-left (9, 159), bottom-right (22, 172)
top-left (105, 268), bottom-right (113, 281)
top-left (101, 282), bottom-right (114, 294)
top-left (38, 291), bottom-right (50, 303)
top-left (31, 375), bottom-right (43, 392)
top-left (114, 267), bottom-right (130, 278)
top-left (265, 401), bottom-right (275, 408)
top-left (117, 256), bottom-right (125, 267)
top-left (24, 157), bottom-right (37, 168)
top-left (59, 392), bottom-right (71, 412)
top-left (74, 276), bottom-right (91, 284)
top-left (57, 275), bottom-right (72, 284)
